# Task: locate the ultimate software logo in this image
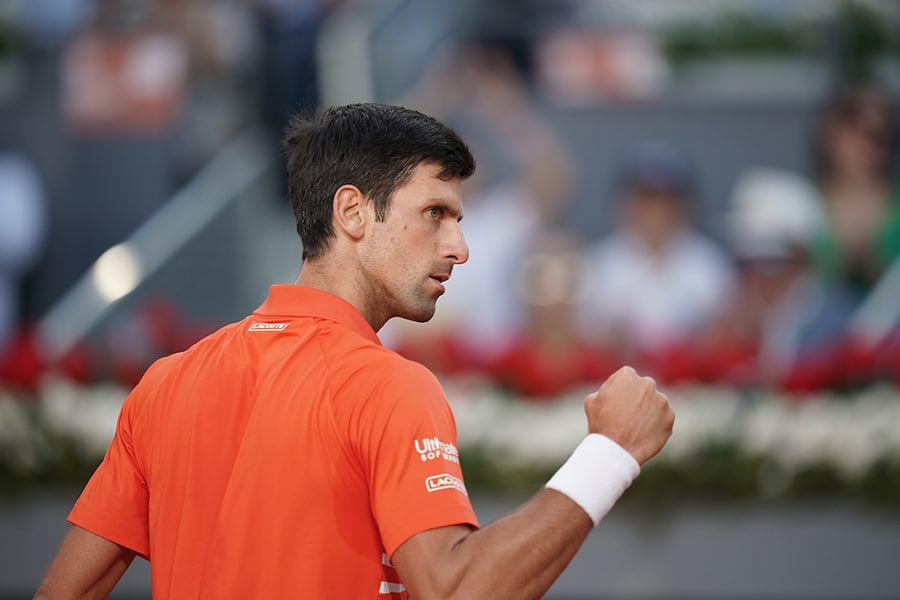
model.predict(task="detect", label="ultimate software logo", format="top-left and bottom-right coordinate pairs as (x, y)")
top-left (413, 436), bottom-right (460, 463)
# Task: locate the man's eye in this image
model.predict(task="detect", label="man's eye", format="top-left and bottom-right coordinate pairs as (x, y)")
top-left (426, 207), bottom-right (441, 219)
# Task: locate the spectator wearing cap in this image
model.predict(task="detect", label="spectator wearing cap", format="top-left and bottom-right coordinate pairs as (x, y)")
top-left (578, 141), bottom-right (734, 376)
top-left (687, 167), bottom-right (858, 391)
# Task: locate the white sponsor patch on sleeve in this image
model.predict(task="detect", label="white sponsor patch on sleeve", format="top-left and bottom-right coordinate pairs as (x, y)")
top-left (425, 473), bottom-right (468, 496)
top-left (413, 436), bottom-right (459, 463)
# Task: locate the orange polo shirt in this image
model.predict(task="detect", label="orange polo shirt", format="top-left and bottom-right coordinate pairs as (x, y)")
top-left (68, 285), bottom-right (478, 599)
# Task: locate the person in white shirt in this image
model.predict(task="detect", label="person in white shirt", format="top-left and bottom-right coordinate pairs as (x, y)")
top-left (579, 141), bottom-right (734, 364)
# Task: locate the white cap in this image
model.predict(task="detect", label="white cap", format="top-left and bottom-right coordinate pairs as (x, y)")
top-left (727, 167), bottom-right (827, 259)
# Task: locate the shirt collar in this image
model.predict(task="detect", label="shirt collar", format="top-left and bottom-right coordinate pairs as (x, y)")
top-left (254, 284), bottom-right (381, 345)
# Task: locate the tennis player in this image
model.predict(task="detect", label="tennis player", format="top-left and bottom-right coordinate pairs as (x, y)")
top-left (35, 103), bottom-right (673, 599)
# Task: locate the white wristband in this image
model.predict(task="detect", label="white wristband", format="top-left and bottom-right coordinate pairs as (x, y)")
top-left (545, 434), bottom-right (641, 527)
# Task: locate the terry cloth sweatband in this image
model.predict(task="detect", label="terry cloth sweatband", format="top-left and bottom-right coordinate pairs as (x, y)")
top-left (545, 433), bottom-right (641, 527)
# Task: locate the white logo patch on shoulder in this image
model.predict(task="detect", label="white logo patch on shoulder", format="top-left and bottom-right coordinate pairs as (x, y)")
top-left (425, 473), bottom-right (468, 496)
top-left (413, 436), bottom-right (459, 463)
top-left (248, 322), bottom-right (290, 332)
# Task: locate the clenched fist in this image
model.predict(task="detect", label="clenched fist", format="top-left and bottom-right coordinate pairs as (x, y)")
top-left (584, 366), bottom-right (674, 465)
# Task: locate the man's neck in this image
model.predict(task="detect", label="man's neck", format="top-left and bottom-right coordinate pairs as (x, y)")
top-left (294, 259), bottom-right (386, 332)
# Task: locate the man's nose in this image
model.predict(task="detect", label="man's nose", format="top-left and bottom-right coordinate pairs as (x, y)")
top-left (446, 223), bottom-right (469, 265)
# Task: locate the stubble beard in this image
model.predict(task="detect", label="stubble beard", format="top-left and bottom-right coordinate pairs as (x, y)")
top-left (394, 270), bottom-right (444, 323)
top-left (399, 286), bottom-right (439, 323)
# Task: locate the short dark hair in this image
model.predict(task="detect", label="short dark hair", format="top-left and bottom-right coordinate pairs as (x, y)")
top-left (812, 79), bottom-right (898, 180)
top-left (283, 103), bottom-right (476, 260)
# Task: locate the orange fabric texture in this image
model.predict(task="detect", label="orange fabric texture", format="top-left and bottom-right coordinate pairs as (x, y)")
top-left (68, 285), bottom-right (478, 599)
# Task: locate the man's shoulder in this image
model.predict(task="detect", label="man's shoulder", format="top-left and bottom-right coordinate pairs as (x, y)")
top-left (137, 319), bottom-right (248, 385)
top-left (324, 339), bottom-right (441, 400)
top-left (349, 343), bottom-right (438, 384)
top-left (329, 344), bottom-right (449, 422)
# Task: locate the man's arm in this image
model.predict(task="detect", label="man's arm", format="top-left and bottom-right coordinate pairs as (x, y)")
top-left (392, 366), bottom-right (674, 600)
top-left (392, 489), bottom-right (591, 599)
top-left (34, 525), bottom-right (136, 600)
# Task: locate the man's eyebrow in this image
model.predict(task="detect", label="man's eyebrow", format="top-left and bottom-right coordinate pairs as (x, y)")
top-left (430, 198), bottom-right (463, 221)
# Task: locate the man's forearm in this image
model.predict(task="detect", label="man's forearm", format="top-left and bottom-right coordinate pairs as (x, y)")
top-left (449, 488), bottom-right (593, 599)
top-left (393, 488), bottom-right (593, 600)
top-left (393, 367), bottom-right (673, 599)
top-left (34, 526), bottom-right (135, 600)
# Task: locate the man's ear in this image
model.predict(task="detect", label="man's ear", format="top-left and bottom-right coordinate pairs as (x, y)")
top-left (333, 184), bottom-right (369, 240)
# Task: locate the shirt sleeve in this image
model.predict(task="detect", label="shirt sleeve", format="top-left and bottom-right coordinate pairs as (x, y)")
top-left (67, 384), bottom-right (151, 559)
top-left (350, 356), bottom-right (479, 557)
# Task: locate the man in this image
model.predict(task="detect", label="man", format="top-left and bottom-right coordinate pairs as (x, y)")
top-left (35, 104), bottom-right (673, 599)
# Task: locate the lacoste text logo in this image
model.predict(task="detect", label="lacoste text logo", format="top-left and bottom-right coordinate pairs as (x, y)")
top-left (425, 473), bottom-right (468, 496)
top-left (248, 322), bottom-right (290, 332)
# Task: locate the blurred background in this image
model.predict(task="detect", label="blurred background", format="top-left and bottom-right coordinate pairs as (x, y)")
top-left (2, 0), bottom-right (900, 598)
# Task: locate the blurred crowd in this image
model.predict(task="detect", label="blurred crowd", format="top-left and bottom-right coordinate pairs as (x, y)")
top-left (0, 0), bottom-right (328, 387)
top-left (387, 52), bottom-right (900, 399)
top-left (1, 1), bottom-right (900, 399)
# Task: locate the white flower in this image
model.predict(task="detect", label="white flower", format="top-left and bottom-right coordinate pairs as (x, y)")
top-left (38, 376), bottom-right (127, 459)
top-left (657, 386), bottom-right (742, 463)
top-left (3, 375), bottom-right (898, 500)
top-left (0, 391), bottom-right (49, 471)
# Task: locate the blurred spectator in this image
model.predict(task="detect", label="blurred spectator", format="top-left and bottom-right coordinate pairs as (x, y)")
top-left (251, 0), bottom-right (334, 131)
top-left (685, 168), bottom-right (857, 392)
top-left (0, 151), bottom-right (47, 349)
top-left (61, 0), bottom-right (189, 135)
top-left (810, 79), bottom-right (900, 297)
top-left (386, 37), bottom-right (577, 372)
top-left (578, 141), bottom-right (734, 372)
top-left (16, 0), bottom-right (94, 47)
top-left (170, 0), bottom-right (262, 177)
top-left (487, 230), bottom-right (615, 400)
top-left (0, 151), bottom-right (47, 389)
